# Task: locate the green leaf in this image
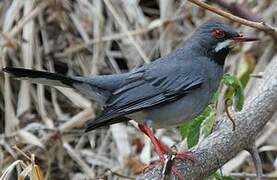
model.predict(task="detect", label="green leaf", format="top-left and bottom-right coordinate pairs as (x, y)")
top-left (187, 116), bottom-right (203, 148)
top-left (180, 106), bottom-right (216, 148)
top-left (180, 121), bottom-right (191, 139)
top-left (200, 106), bottom-right (216, 139)
top-left (222, 74), bottom-right (244, 111)
top-left (211, 91), bottom-right (220, 104)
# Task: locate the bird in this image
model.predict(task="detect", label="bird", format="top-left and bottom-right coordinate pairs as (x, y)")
top-left (3, 21), bottom-right (258, 169)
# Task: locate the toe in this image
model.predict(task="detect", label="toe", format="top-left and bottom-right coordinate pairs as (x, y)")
top-left (175, 151), bottom-right (194, 162)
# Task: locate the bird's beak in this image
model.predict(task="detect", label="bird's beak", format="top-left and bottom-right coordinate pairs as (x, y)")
top-left (232, 34), bottom-right (260, 42)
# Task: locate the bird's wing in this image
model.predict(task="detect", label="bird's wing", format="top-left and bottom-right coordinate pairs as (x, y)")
top-left (85, 63), bottom-right (203, 131)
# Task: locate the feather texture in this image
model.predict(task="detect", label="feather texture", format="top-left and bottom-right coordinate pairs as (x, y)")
top-left (85, 60), bottom-right (203, 131)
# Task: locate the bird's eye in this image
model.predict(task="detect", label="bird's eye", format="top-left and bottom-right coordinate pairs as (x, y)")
top-left (212, 29), bottom-right (226, 39)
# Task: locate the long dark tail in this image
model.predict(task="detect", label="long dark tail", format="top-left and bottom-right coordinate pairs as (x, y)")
top-left (3, 67), bottom-right (129, 131)
top-left (3, 67), bottom-right (82, 88)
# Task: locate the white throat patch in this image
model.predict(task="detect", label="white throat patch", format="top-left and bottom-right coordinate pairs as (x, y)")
top-left (215, 40), bottom-right (232, 52)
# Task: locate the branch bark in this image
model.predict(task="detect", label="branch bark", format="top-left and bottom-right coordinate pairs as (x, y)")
top-left (139, 55), bottom-right (277, 179)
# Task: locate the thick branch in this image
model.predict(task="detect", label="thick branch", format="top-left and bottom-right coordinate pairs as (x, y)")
top-left (139, 55), bottom-right (277, 179)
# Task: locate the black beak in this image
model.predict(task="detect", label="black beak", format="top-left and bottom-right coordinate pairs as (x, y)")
top-left (232, 34), bottom-right (260, 42)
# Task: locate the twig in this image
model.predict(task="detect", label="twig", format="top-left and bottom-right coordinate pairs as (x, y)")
top-left (107, 169), bottom-right (136, 180)
top-left (224, 98), bottom-right (236, 131)
top-left (247, 146), bottom-right (264, 180)
top-left (59, 108), bottom-right (95, 132)
top-left (17, 0), bottom-right (35, 116)
top-left (103, 0), bottom-right (150, 63)
top-left (0, 31), bottom-right (20, 48)
top-left (7, 1), bottom-right (49, 38)
top-left (230, 173), bottom-right (277, 179)
top-left (12, 145), bottom-right (32, 162)
top-left (56, 15), bottom-right (186, 57)
top-left (63, 142), bottom-right (95, 178)
top-left (208, 0), bottom-right (263, 22)
top-left (187, 0), bottom-right (277, 40)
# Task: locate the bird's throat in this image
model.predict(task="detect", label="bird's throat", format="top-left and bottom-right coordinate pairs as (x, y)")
top-left (211, 47), bottom-right (230, 66)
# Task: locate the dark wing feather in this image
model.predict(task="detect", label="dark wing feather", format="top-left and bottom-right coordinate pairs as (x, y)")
top-left (85, 116), bottom-right (131, 131)
top-left (85, 63), bottom-right (203, 131)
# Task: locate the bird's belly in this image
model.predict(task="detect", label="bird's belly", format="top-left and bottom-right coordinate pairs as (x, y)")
top-left (128, 89), bottom-right (212, 128)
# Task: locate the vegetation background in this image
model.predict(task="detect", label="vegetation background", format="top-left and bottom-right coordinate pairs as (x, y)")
top-left (0, 0), bottom-right (276, 179)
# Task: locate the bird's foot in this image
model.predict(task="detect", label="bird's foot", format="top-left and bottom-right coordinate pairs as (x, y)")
top-left (175, 151), bottom-right (194, 161)
top-left (144, 164), bottom-right (184, 180)
top-left (139, 124), bottom-right (194, 179)
top-left (145, 151), bottom-right (192, 180)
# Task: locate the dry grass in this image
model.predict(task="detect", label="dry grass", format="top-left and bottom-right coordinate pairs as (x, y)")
top-left (0, 0), bottom-right (276, 179)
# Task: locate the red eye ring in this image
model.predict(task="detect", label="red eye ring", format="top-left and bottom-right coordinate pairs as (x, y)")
top-left (212, 29), bottom-right (226, 39)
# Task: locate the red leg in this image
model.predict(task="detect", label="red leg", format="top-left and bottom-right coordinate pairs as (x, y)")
top-left (138, 124), bottom-right (171, 161)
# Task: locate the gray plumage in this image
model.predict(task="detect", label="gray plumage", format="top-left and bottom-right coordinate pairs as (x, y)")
top-left (3, 21), bottom-right (242, 131)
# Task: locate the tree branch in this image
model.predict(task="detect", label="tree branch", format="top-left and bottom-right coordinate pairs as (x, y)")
top-left (247, 145), bottom-right (263, 180)
top-left (139, 55), bottom-right (277, 179)
top-left (187, 0), bottom-right (277, 40)
top-left (208, 0), bottom-right (263, 22)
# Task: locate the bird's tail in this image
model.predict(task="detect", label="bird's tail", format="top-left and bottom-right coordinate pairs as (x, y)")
top-left (3, 67), bottom-right (129, 131)
top-left (3, 67), bottom-right (82, 88)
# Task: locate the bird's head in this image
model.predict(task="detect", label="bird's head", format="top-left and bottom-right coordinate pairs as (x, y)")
top-left (190, 21), bottom-right (259, 65)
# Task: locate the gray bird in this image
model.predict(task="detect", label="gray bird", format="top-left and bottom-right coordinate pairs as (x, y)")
top-left (3, 21), bottom-right (258, 165)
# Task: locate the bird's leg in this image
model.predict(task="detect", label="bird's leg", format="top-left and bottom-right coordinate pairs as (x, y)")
top-left (138, 124), bottom-right (171, 162)
top-left (139, 124), bottom-right (194, 179)
top-left (138, 124), bottom-right (193, 161)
